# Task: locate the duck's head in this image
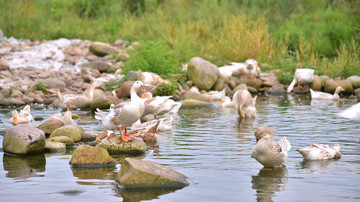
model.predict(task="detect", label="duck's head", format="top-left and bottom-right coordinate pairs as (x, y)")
top-left (254, 126), bottom-right (274, 142)
top-left (335, 86), bottom-right (345, 93)
top-left (245, 59), bottom-right (258, 70)
top-left (132, 81), bottom-right (146, 93)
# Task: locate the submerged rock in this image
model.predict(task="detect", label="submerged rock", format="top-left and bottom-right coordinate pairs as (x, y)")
top-left (96, 137), bottom-right (146, 154)
top-left (3, 124), bottom-right (46, 155)
top-left (69, 145), bottom-right (116, 167)
top-left (116, 158), bottom-right (190, 188)
top-left (181, 99), bottom-right (213, 107)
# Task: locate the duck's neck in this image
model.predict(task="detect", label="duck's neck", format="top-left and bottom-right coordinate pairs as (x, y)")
top-left (334, 89), bottom-right (341, 96)
top-left (130, 88), bottom-right (141, 102)
top-left (88, 85), bottom-right (96, 99)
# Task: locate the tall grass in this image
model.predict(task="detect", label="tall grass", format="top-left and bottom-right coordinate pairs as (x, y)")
top-left (0, 0), bottom-right (359, 80)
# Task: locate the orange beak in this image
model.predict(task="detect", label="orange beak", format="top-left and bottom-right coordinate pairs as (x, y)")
top-left (217, 99), bottom-right (225, 104)
top-left (13, 116), bottom-right (18, 125)
top-left (340, 87), bottom-right (345, 91)
top-left (140, 85), bottom-right (146, 93)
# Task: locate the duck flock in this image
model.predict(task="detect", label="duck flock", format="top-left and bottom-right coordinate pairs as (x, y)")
top-left (7, 59), bottom-right (358, 169)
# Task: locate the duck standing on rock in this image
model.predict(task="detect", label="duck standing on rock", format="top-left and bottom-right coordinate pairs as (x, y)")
top-left (251, 126), bottom-right (291, 168)
top-left (8, 105), bottom-right (34, 125)
top-left (57, 82), bottom-right (103, 110)
top-left (95, 81), bottom-right (146, 142)
top-left (310, 86), bottom-right (344, 100)
top-left (287, 68), bottom-right (314, 93)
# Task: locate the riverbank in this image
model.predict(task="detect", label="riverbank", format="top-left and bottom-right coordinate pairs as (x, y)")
top-left (0, 36), bottom-right (359, 108)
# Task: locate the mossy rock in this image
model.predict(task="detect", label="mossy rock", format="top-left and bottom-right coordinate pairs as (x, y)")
top-left (310, 75), bottom-right (322, 91)
top-left (81, 132), bottom-right (97, 142)
top-left (69, 145), bottom-right (116, 168)
top-left (347, 75), bottom-right (360, 89)
top-left (47, 136), bottom-right (75, 146)
top-left (96, 137), bottom-right (146, 154)
top-left (49, 125), bottom-right (82, 142)
top-left (45, 141), bottom-right (66, 152)
top-left (324, 79), bottom-right (353, 94)
top-left (37, 118), bottom-right (65, 135)
top-left (236, 79), bottom-right (263, 90)
top-left (3, 125), bottom-right (46, 155)
top-left (182, 92), bottom-right (209, 102)
top-left (116, 158), bottom-right (190, 188)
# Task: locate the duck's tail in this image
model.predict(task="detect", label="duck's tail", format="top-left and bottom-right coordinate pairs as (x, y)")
top-left (278, 136), bottom-right (291, 154)
top-left (94, 108), bottom-right (106, 120)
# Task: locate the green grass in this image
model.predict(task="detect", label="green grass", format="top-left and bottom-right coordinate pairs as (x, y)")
top-left (0, 0), bottom-right (359, 82)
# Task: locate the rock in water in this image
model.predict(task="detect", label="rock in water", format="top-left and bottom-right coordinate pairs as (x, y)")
top-left (69, 145), bottom-right (116, 167)
top-left (3, 124), bottom-right (46, 155)
top-left (96, 137), bottom-right (146, 154)
top-left (116, 158), bottom-right (190, 188)
top-left (49, 125), bottom-right (82, 142)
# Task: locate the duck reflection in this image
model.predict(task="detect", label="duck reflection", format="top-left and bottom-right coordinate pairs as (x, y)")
top-left (251, 166), bottom-right (288, 202)
top-left (237, 117), bottom-right (255, 134)
top-left (3, 153), bottom-right (45, 179)
top-left (114, 185), bottom-right (183, 201)
top-left (300, 159), bottom-right (340, 173)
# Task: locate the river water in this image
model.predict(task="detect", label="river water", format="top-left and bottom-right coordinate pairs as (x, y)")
top-left (0, 94), bottom-right (359, 202)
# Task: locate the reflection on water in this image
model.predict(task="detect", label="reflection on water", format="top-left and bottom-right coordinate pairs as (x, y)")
top-left (299, 159), bottom-right (341, 173)
top-left (71, 167), bottom-right (116, 180)
top-left (3, 154), bottom-right (45, 179)
top-left (251, 167), bottom-right (288, 202)
top-left (115, 185), bottom-right (181, 202)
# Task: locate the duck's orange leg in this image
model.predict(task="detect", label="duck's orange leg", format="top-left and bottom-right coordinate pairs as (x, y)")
top-left (119, 127), bottom-right (132, 142)
top-left (297, 81), bottom-right (301, 87)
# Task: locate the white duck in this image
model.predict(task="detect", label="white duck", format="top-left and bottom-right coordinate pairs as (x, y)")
top-left (219, 63), bottom-right (246, 80)
top-left (131, 115), bottom-right (173, 132)
top-left (58, 82), bottom-right (103, 110)
top-left (8, 105), bottom-right (34, 125)
top-left (251, 126), bottom-right (291, 168)
top-left (338, 102), bottom-right (360, 121)
top-left (310, 86), bottom-right (344, 100)
top-left (287, 68), bottom-right (315, 93)
top-left (296, 143), bottom-right (341, 160)
top-left (137, 69), bottom-right (164, 86)
top-left (50, 104), bottom-right (74, 125)
top-left (95, 81), bottom-right (146, 142)
top-left (244, 59), bottom-right (260, 79)
top-left (217, 96), bottom-right (234, 107)
top-left (233, 89), bottom-right (257, 118)
top-left (202, 88), bottom-right (226, 101)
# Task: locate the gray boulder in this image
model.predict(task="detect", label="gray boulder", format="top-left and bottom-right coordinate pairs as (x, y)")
top-left (3, 124), bottom-right (45, 155)
top-left (69, 145), bottom-right (116, 167)
top-left (116, 158), bottom-right (190, 188)
top-left (187, 57), bottom-right (219, 90)
top-left (269, 85), bottom-right (287, 95)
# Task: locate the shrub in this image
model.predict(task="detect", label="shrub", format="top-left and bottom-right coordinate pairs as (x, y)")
top-left (123, 40), bottom-right (182, 76)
